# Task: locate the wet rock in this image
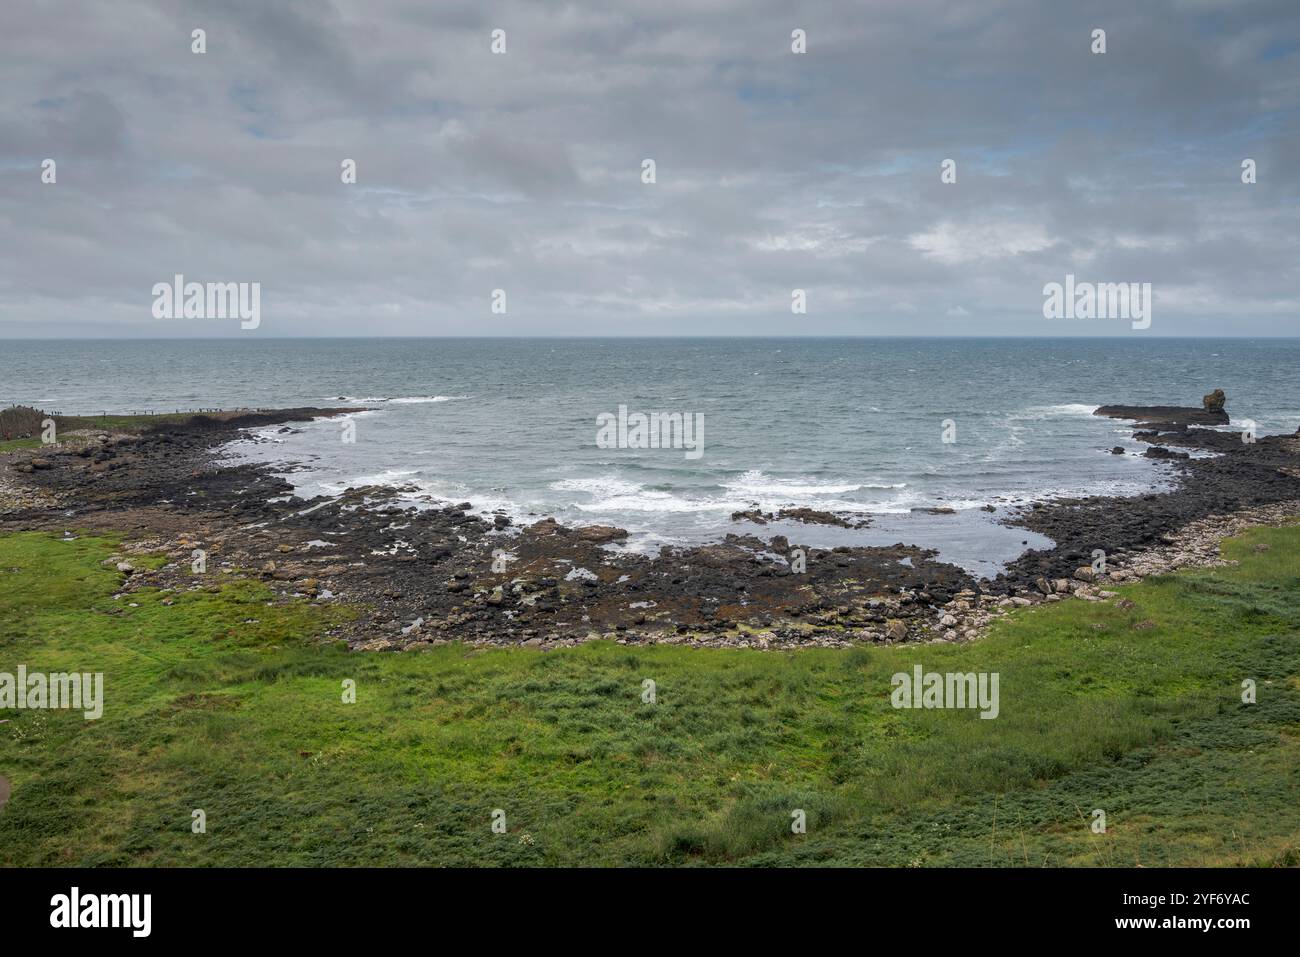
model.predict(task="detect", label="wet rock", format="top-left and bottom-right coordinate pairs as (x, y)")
top-left (575, 524), bottom-right (629, 544)
top-left (778, 507), bottom-right (869, 528)
top-left (1144, 446), bottom-right (1190, 461)
top-left (1095, 404), bottom-right (1228, 427)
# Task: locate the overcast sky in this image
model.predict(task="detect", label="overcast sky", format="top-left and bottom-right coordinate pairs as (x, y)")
top-left (2, 0), bottom-right (1298, 338)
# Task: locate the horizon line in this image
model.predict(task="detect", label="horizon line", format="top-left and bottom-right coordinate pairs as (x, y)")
top-left (4, 334), bottom-right (1300, 342)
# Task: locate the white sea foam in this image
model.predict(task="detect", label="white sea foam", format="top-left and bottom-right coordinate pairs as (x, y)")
top-left (722, 469), bottom-right (902, 496)
top-left (550, 469), bottom-right (895, 516)
top-left (1016, 403), bottom-right (1100, 419)
top-left (575, 489), bottom-right (736, 514)
top-left (322, 469), bottom-right (419, 490)
top-left (330, 395), bottom-right (468, 405)
top-left (388, 395), bottom-right (469, 404)
top-left (550, 476), bottom-right (643, 497)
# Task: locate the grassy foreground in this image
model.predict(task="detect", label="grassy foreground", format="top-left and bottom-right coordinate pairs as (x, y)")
top-left (1, 522), bottom-right (1297, 867)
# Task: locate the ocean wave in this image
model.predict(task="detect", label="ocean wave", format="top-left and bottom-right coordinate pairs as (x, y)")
top-left (722, 468), bottom-right (902, 496)
top-left (574, 488), bottom-right (918, 516)
top-left (1015, 403), bottom-right (1100, 419)
top-left (550, 476), bottom-right (643, 497)
top-left (520, 468), bottom-right (940, 517)
top-left (573, 490), bottom-right (739, 514)
top-left (389, 395), bottom-right (469, 404)
top-left (317, 469), bottom-right (420, 492)
top-left (330, 395), bottom-right (469, 404)
top-left (309, 472), bottom-right (524, 518)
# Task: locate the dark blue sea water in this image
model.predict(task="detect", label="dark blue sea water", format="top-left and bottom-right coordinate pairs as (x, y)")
top-left (4, 338), bottom-right (1297, 574)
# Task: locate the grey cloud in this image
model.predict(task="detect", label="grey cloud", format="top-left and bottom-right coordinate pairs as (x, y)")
top-left (0, 0), bottom-right (1297, 338)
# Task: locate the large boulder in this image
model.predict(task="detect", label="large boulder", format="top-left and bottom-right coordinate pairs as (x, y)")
top-left (1144, 446), bottom-right (1190, 460)
top-left (1202, 388), bottom-right (1226, 413)
top-left (575, 524), bottom-right (629, 544)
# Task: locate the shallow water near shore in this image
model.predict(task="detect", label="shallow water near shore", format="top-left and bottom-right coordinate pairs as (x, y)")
top-left (6, 337), bottom-right (1299, 572)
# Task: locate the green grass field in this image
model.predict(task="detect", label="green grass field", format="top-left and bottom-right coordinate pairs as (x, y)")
top-left (1, 522), bottom-right (1297, 866)
top-left (0, 412), bottom-right (204, 452)
top-left (0, 438), bottom-right (43, 453)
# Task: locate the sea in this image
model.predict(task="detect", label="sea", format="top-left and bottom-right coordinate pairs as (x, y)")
top-left (5, 337), bottom-right (1298, 576)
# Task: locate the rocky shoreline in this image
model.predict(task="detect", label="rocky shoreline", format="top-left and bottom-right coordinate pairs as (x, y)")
top-left (2, 396), bottom-right (1297, 652)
